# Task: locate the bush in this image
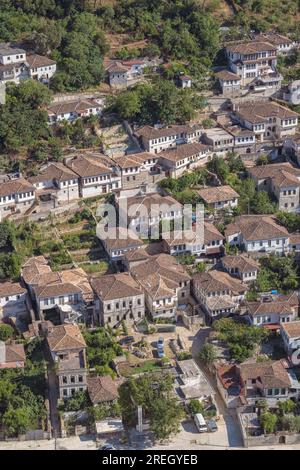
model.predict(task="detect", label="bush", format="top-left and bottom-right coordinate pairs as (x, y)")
top-left (188, 399), bottom-right (204, 415)
top-left (0, 324), bottom-right (14, 342)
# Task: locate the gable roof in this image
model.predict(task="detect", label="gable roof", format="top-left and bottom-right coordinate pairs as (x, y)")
top-left (235, 101), bottom-right (298, 124)
top-left (193, 269), bottom-right (247, 295)
top-left (281, 320), bottom-right (300, 338)
top-left (159, 142), bottom-right (209, 162)
top-left (113, 152), bottom-right (156, 169)
top-left (0, 281), bottom-right (26, 298)
top-left (28, 162), bottom-right (78, 184)
top-left (47, 99), bottom-right (100, 117)
top-left (197, 185), bottom-right (239, 204)
top-left (226, 41), bottom-right (277, 55)
top-left (46, 324), bottom-right (86, 352)
top-left (238, 360), bottom-right (291, 389)
top-left (0, 178), bottom-right (35, 198)
top-left (222, 254), bottom-right (259, 273)
top-left (248, 162), bottom-right (300, 188)
top-left (135, 124), bottom-right (201, 141)
top-left (246, 292), bottom-right (298, 317)
top-left (22, 256), bottom-right (52, 285)
top-left (26, 54), bottom-right (56, 69)
top-left (65, 154), bottom-right (114, 178)
top-left (102, 227), bottom-right (145, 252)
top-left (87, 375), bottom-right (120, 404)
top-left (91, 273), bottom-right (142, 301)
top-left (225, 215), bottom-right (289, 241)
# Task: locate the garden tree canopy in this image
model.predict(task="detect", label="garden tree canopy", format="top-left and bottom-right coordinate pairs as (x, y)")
top-left (119, 372), bottom-right (184, 441)
top-left (83, 327), bottom-right (123, 377)
top-left (276, 211), bottom-right (300, 232)
top-left (198, 344), bottom-right (217, 365)
top-left (0, 324), bottom-right (14, 342)
top-left (111, 80), bottom-right (206, 126)
top-left (255, 255), bottom-right (299, 293)
top-left (260, 411), bottom-right (278, 434)
top-left (214, 318), bottom-right (268, 362)
top-left (250, 191), bottom-right (276, 215)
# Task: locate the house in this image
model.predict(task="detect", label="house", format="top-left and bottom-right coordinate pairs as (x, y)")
top-left (215, 70), bottom-right (241, 97)
top-left (0, 341), bottom-right (25, 369)
top-left (238, 360), bottom-right (299, 406)
top-left (158, 142), bottom-right (210, 178)
top-left (192, 270), bottom-right (247, 320)
top-left (254, 33), bottom-right (297, 56)
top-left (21, 255), bottom-right (53, 299)
top-left (130, 253), bottom-right (191, 320)
top-left (27, 262), bottom-right (94, 321)
top-left (113, 152), bottom-right (161, 192)
top-left (0, 177), bottom-right (36, 218)
top-left (201, 128), bottom-right (234, 154)
top-left (162, 222), bottom-right (224, 258)
top-left (99, 227), bottom-right (145, 262)
top-left (283, 134), bottom-right (300, 166)
top-left (225, 215), bottom-right (289, 254)
top-left (221, 254), bottom-right (259, 283)
top-left (232, 101), bottom-right (298, 141)
top-left (216, 360), bottom-right (300, 408)
top-left (65, 153), bottom-right (121, 198)
top-left (28, 162), bottom-right (80, 207)
top-left (281, 321), bottom-right (300, 357)
top-left (225, 126), bottom-right (256, 155)
top-left (135, 124), bottom-right (202, 154)
top-left (283, 80), bottom-right (300, 106)
top-left (176, 359), bottom-right (213, 400)
top-left (225, 41), bottom-right (280, 88)
top-left (0, 281), bottom-right (28, 322)
top-left (91, 272), bottom-right (145, 327)
top-left (47, 99), bottom-right (103, 124)
top-left (26, 54), bottom-right (56, 83)
top-left (120, 192), bottom-right (183, 238)
top-left (0, 43), bottom-right (56, 84)
top-left (105, 59), bottom-right (147, 88)
top-left (248, 162), bottom-right (300, 213)
top-left (197, 185), bottom-right (239, 211)
top-left (246, 292), bottom-right (299, 328)
top-left (45, 324), bottom-right (87, 399)
top-left (289, 233), bottom-right (300, 253)
top-left (87, 375), bottom-right (120, 405)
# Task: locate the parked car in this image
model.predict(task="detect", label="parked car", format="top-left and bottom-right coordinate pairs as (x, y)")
top-left (194, 413), bottom-right (207, 433)
top-left (100, 444), bottom-right (115, 450)
top-left (119, 336), bottom-right (134, 345)
top-left (207, 419), bottom-right (218, 433)
top-left (157, 348), bottom-right (165, 358)
top-left (157, 337), bottom-right (164, 349)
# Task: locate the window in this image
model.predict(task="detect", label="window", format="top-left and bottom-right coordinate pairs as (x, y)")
top-left (63, 376), bottom-right (68, 384)
top-left (70, 376), bottom-right (75, 383)
top-left (107, 303), bottom-right (111, 310)
top-left (78, 376), bottom-right (83, 383)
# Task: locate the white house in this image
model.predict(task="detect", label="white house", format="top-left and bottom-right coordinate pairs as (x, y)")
top-left (135, 124), bottom-right (202, 154)
top-left (283, 80), bottom-right (300, 106)
top-left (225, 215), bottom-right (290, 254)
top-left (28, 162), bottom-right (79, 206)
top-left (215, 70), bottom-right (241, 96)
top-left (0, 281), bottom-right (28, 321)
top-left (158, 142), bottom-right (210, 178)
top-left (281, 321), bottom-right (300, 357)
top-left (201, 128), bottom-right (234, 155)
top-left (0, 177), bottom-right (36, 218)
top-left (197, 185), bottom-right (239, 211)
top-left (246, 293), bottom-right (299, 328)
top-left (47, 99), bottom-right (104, 124)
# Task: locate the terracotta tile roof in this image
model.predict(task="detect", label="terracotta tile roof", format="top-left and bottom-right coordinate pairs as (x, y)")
top-left (235, 101), bottom-right (299, 124)
top-left (65, 154), bottom-right (114, 178)
top-left (289, 233), bottom-right (300, 244)
top-left (33, 267), bottom-right (92, 301)
top-left (193, 270), bottom-right (247, 295)
top-left (113, 152), bottom-right (156, 169)
top-left (126, 192), bottom-right (182, 216)
top-left (216, 364), bottom-right (241, 393)
top-left (225, 215), bottom-right (289, 241)
top-left (246, 292), bottom-right (298, 317)
top-left (159, 143), bottom-right (209, 162)
top-left (164, 223), bottom-right (223, 247)
top-left (46, 324), bottom-right (86, 352)
top-left (0, 281), bottom-right (26, 297)
top-left (35, 282), bottom-right (82, 298)
top-left (131, 253), bottom-right (190, 298)
top-left (135, 124), bottom-right (201, 141)
top-left (238, 360), bottom-right (291, 389)
top-left (103, 227), bottom-right (145, 252)
top-left (22, 256), bottom-right (52, 285)
top-left (0, 178), bottom-right (35, 198)
top-left (215, 70), bottom-right (241, 81)
top-left (0, 43), bottom-right (25, 55)
top-left (204, 222), bottom-right (224, 244)
top-left (197, 185), bottom-right (239, 204)
top-left (87, 375), bottom-right (120, 404)
top-left (226, 125), bottom-right (255, 137)
top-left (26, 54), bottom-right (56, 69)
top-left (281, 320), bottom-right (300, 338)
top-left (206, 296), bottom-right (236, 310)
top-left (4, 343), bottom-right (26, 364)
top-left (249, 162), bottom-right (300, 188)
top-left (28, 162), bottom-right (78, 184)
top-left (222, 254), bottom-right (259, 273)
top-left (47, 99), bottom-right (100, 116)
top-left (255, 33), bottom-right (293, 46)
top-left (91, 272), bottom-right (143, 301)
top-left (226, 41), bottom-right (277, 55)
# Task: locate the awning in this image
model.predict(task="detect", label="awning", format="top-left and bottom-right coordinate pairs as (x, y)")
top-left (263, 323), bottom-right (280, 331)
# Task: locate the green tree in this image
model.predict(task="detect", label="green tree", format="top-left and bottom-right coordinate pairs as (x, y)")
top-left (199, 344), bottom-right (217, 365)
top-left (0, 324), bottom-right (14, 342)
top-left (260, 412), bottom-right (277, 434)
top-left (250, 191), bottom-right (276, 214)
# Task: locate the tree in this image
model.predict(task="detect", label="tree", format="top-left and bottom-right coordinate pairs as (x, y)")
top-left (0, 324), bottom-right (14, 342)
top-left (199, 344), bottom-right (217, 365)
top-left (188, 399), bottom-right (204, 415)
top-left (2, 406), bottom-right (32, 437)
top-left (0, 221), bottom-right (15, 249)
top-left (150, 396), bottom-right (184, 441)
top-left (260, 412), bottom-right (277, 434)
top-left (278, 399), bottom-right (296, 416)
top-left (250, 191), bottom-right (276, 214)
